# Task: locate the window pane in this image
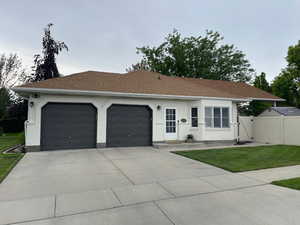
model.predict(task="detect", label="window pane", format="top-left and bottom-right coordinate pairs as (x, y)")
top-left (192, 118), bottom-right (198, 127)
top-left (205, 107), bottom-right (212, 117)
top-left (222, 108), bottom-right (229, 128)
top-left (213, 107), bottom-right (221, 128)
top-left (222, 118), bottom-right (229, 128)
top-left (191, 107), bottom-right (198, 127)
top-left (191, 108), bottom-right (198, 117)
top-left (205, 117), bottom-right (212, 128)
top-left (205, 107), bottom-right (213, 128)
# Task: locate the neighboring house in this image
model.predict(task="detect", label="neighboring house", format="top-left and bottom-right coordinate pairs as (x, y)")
top-left (259, 107), bottom-right (300, 117)
top-left (13, 71), bottom-right (283, 151)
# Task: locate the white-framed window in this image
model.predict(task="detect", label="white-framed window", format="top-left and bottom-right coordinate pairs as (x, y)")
top-left (205, 107), bottom-right (230, 128)
top-left (191, 107), bottom-right (198, 127)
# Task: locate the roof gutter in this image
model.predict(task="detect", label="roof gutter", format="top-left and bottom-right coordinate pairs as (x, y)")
top-left (248, 97), bottom-right (285, 102)
top-left (12, 87), bottom-right (282, 102)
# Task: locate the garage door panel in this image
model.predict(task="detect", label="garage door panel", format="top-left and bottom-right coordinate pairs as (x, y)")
top-left (41, 103), bottom-right (97, 151)
top-left (106, 105), bottom-right (152, 147)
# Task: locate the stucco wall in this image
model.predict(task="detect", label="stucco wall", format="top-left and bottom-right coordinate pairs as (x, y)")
top-left (200, 99), bottom-right (237, 141)
top-left (25, 94), bottom-right (237, 148)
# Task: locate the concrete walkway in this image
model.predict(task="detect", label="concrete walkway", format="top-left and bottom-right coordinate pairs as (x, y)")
top-left (161, 141), bottom-right (271, 152)
top-left (239, 165), bottom-right (300, 183)
top-left (0, 147), bottom-right (300, 225)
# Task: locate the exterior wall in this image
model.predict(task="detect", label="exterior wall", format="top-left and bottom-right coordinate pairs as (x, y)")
top-left (200, 99), bottom-right (237, 141)
top-left (259, 109), bottom-right (281, 117)
top-left (25, 94), bottom-right (237, 149)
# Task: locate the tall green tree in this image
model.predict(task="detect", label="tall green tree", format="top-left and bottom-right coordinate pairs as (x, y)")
top-left (272, 40), bottom-right (300, 107)
top-left (0, 88), bottom-right (11, 119)
top-left (32, 23), bottom-right (68, 81)
top-left (128, 30), bottom-right (255, 82)
top-left (253, 72), bottom-right (271, 92)
top-left (272, 70), bottom-right (299, 106)
top-left (247, 72), bottom-right (272, 115)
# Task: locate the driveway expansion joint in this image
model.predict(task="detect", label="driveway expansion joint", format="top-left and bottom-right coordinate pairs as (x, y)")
top-left (153, 201), bottom-right (176, 225)
top-left (97, 151), bottom-right (136, 185)
top-left (110, 187), bottom-right (123, 205)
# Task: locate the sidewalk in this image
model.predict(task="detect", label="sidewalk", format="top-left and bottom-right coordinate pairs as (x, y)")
top-left (239, 165), bottom-right (300, 183)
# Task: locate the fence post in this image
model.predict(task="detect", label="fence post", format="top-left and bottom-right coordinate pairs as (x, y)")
top-left (281, 115), bottom-right (285, 144)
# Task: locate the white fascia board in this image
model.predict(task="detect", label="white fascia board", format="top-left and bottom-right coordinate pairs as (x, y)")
top-left (13, 87), bottom-right (252, 102)
top-left (248, 97), bottom-right (285, 102)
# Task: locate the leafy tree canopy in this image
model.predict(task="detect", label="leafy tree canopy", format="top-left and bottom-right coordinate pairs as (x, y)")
top-left (0, 54), bottom-right (27, 88)
top-left (128, 30), bottom-right (255, 82)
top-left (31, 23), bottom-right (68, 82)
top-left (271, 40), bottom-right (300, 107)
top-left (0, 53), bottom-right (28, 119)
top-left (253, 72), bottom-right (271, 92)
top-left (0, 88), bottom-right (11, 119)
top-left (272, 70), bottom-right (299, 106)
top-left (239, 72), bottom-right (272, 116)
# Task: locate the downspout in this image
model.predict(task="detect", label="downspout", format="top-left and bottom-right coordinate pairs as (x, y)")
top-left (177, 120), bottom-right (180, 140)
top-left (236, 112), bottom-right (240, 144)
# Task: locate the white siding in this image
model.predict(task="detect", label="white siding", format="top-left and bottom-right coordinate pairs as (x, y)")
top-left (25, 94), bottom-right (237, 147)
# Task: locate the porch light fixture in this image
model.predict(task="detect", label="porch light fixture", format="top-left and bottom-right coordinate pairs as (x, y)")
top-left (29, 101), bottom-right (34, 107)
top-left (157, 105), bottom-right (161, 110)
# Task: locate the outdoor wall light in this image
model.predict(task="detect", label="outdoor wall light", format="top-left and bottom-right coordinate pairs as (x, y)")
top-left (157, 105), bottom-right (161, 110)
top-left (181, 118), bottom-right (187, 123)
top-left (29, 102), bottom-right (34, 107)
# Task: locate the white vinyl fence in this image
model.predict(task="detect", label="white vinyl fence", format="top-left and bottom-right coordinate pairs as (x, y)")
top-left (239, 116), bottom-right (300, 145)
top-left (239, 116), bottom-right (254, 141)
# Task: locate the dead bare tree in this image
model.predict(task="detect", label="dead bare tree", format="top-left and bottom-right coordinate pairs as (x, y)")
top-left (0, 53), bottom-right (28, 88)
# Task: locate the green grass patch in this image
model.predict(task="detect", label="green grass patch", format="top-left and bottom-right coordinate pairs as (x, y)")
top-left (0, 132), bottom-right (24, 153)
top-left (0, 153), bottom-right (24, 183)
top-left (0, 132), bottom-right (25, 183)
top-left (272, 177), bottom-right (300, 190)
top-left (173, 145), bottom-right (300, 172)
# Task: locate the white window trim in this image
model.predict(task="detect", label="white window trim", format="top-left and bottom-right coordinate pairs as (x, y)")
top-left (205, 106), bottom-right (230, 129)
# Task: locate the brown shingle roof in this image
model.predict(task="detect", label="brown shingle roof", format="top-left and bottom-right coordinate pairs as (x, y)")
top-left (17, 70), bottom-right (282, 100)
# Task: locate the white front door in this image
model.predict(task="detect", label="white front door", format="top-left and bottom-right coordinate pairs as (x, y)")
top-left (165, 108), bottom-right (177, 140)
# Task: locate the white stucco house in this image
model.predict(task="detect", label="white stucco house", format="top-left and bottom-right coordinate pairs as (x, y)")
top-left (13, 70), bottom-right (283, 151)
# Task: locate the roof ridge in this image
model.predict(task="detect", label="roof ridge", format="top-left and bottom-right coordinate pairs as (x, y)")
top-left (16, 70), bottom-right (282, 101)
top-left (181, 76), bottom-right (244, 99)
top-left (126, 71), bottom-right (245, 99)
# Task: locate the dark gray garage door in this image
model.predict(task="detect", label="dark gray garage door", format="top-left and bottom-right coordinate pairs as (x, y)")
top-left (41, 103), bottom-right (97, 151)
top-left (106, 104), bottom-right (152, 147)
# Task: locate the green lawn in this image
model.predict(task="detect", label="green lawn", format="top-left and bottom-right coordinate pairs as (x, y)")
top-left (272, 177), bottom-right (300, 190)
top-left (0, 132), bottom-right (25, 153)
top-left (173, 145), bottom-right (300, 172)
top-left (0, 132), bottom-right (25, 183)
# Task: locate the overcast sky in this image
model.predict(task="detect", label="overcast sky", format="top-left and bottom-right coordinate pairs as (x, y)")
top-left (0, 0), bottom-right (299, 82)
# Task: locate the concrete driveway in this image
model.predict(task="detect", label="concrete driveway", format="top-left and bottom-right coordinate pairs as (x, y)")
top-left (0, 147), bottom-right (300, 225)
